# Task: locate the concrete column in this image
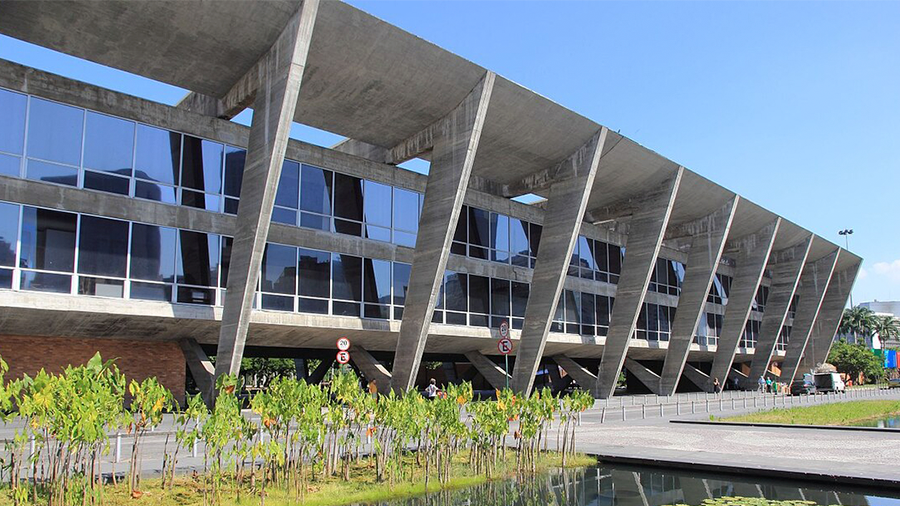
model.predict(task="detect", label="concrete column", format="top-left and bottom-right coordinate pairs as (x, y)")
top-left (745, 235), bottom-right (813, 386)
top-left (213, 0), bottom-right (320, 386)
top-left (708, 219), bottom-right (780, 390)
top-left (799, 259), bottom-right (861, 373)
top-left (681, 362), bottom-right (711, 389)
top-left (390, 73), bottom-right (495, 393)
top-left (595, 169), bottom-right (683, 398)
top-left (350, 345), bottom-right (392, 394)
top-left (293, 358), bottom-right (307, 380)
top-left (510, 128), bottom-right (608, 395)
top-left (306, 358), bottom-right (334, 385)
top-left (658, 197), bottom-right (738, 395)
top-left (551, 355), bottom-right (598, 391)
top-left (464, 351), bottom-right (510, 391)
top-left (179, 338), bottom-right (214, 405)
top-left (780, 249), bottom-right (839, 383)
top-left (623, 358), bottom-right (662, 393)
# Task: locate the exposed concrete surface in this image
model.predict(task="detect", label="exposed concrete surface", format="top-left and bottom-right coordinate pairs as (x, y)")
top-left (800, 260), bottom-right (862, 373)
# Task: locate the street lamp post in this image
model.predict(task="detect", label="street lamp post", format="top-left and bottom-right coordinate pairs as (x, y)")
top-left (838, 229), bottom-right (854, 307)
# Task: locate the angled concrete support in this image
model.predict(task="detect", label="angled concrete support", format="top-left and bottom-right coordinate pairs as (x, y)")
top-left (681, 363), bottom-right (711, 389)
top-left (350, 346), bottom-right (392, 393)
top-left (293, 358), bottom-right (307, 380)
top-left (213, 0), bottom-right (321, 389)
top-left (552, 355), bottom-right (598, 391)
top-left (623, 358), bottom-right (662, 393)
top-left (745, 236), bottom-right (813, 386)
top-left (779, 249), bottom-right (839, 383)
top-left (306, 358), bottom-right (334, 385)
top-left (595, 169), bottom-right (683, 398)
top-left (510, 128), bottom-right (608, 395)
top-left (709, 219), bottom-right (780, 389)
top-left (179, 338), bottom-right (214, 405)
top-left (799, 259), bottom-right (861, 373)
top-left (659, 197), bottom-right (738, 395)
top-left (464, 351), bottom-right (510, 391)
top-left (390, 72), bottom-right (495, 393)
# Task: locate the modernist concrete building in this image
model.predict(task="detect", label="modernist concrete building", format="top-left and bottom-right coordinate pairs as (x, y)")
top-left (0, 1), bottom-right (861, 402)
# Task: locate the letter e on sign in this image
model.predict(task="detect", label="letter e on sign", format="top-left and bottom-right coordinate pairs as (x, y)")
top-left (498, 338), bottom-right (513, 355)
top-left (336, 350), bottom-right (351, 364)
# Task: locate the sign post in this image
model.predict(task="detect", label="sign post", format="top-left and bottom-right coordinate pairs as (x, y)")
top-left (335, 337), bottom-right (351, 368)
top-left (498, 321), bottom-right (512, 389)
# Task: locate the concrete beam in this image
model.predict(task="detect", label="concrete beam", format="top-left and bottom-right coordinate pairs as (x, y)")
top-left (213, 0), bottom-right (321, 388)
top-left (799, 259), bottom-right (861, 373)
top-left (745, 235), bottom-right (813, 386)
top-left (659, 197), bottom-right (738, 395)
top-left (390, 72), bottom-right (496, 393)
top-left (179, 338), bottom-right (214, 405)
top-left (306, 358), bottom-right (334, 384)
top-left (511, 128), bottom-right (608, 395)
top-left (709, 219), bottom-right (780, 390)
top-left (780, 249), bottom-right (840, 383)
top-left (681, 363), bottom-right (710, 390)
top-left (293, 358), bottom-right (307, 380)
top-left (623, 358), bottom-right (662, 394)
top-left (350, 345), bottom-right (392, 393)
top-left (464, 351), bottom-right (510, 391)
top-left (551, 355), bottom-right (597, 392)
top-left (595, 169), bottom-right (683, 398)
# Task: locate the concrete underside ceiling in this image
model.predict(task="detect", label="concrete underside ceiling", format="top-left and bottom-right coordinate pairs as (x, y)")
top-left (0, 0), bottom-right (852, 255)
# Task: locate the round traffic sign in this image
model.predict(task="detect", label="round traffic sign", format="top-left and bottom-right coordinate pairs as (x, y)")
top-left (499, 320), bottom-right (509, 338)
top-left (336, 350), bottom-right (351, 364)
top-left (336, 337), bottom-right (351, 351)
top-left (498, 338), bottom-right (513, 355)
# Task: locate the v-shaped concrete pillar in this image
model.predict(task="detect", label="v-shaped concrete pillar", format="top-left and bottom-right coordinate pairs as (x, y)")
top-left (510, 128), bottom-right (608, 396)
top-left (214, 0), bottom-right (320, 386)
top-left (745, 235), bottom-right (812, 386)
top-left (658, 197), bottom-right (738, 395)
top-left (779, 248), bottom-right (839, 383)
top-left (595, 169), bottom-right (683, 398)
top-left (390, 73), bottom-right (495, 393)
top-left (708, 218), bottom-right (780, 389)
top-left (799, 258), bottom-right (861, 373)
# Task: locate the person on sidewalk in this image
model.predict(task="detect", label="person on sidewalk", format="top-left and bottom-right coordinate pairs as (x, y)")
top-left (713, 377), bottom-right (722, 394)
top-left (758, 375), bottom-right (766, 393)
top-left (425, 378), bottom-right (439, 400)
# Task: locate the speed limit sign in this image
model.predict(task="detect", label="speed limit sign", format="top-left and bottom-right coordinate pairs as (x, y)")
top-left (497, 338), bottom-right (513, 355)
top-left (336, 350), bottom-right (351, 364)
top-left (336, 337), bottom-right (351, 351)
top-left (499, 320), bottom-right (509, 338)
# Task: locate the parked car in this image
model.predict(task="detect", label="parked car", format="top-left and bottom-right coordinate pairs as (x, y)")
top-left (887, 378), bottom-right (900, 389)
top-left (790, 378), bottom-right (815, 395)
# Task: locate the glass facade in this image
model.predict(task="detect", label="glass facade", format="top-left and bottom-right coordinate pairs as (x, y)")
top-left (752, 285), bottom-right (769, 313)
top-left (776, 324), bottom-right (791, 352)
top-left (740, 319), bottom-right (760, 348)
top-left (633, 302), bottom-right (675, 342)
top-left (649, 258), bottom-right (685, 295)
top-left (707, 273), bottom-right (732, 305)
top-left (696, 312), bottom-right (723, 346)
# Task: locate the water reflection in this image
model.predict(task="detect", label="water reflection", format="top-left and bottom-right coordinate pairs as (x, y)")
top-left (366, 465), bottom-right (900, 506)
top-left (852, 416), bottom-right (900, 428)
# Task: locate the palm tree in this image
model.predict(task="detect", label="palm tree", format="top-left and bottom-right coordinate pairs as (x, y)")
top-left (840, 306), bottom-right (876, 344)
top-left (871, 315), bottom-right (900, 347)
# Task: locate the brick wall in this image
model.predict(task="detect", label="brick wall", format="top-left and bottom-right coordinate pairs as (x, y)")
top-left (0, 335), bottom-right (185, 405)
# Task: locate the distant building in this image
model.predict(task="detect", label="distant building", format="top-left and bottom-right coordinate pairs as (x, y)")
top-left (859, 301), bottom-right (900, 349)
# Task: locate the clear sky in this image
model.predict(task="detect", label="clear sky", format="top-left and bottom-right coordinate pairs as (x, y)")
top-left (0, 1), bottom-right (897, 305)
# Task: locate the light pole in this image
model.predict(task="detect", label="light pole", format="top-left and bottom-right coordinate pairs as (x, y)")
top-left (839, 229), bottom-right (854, 307)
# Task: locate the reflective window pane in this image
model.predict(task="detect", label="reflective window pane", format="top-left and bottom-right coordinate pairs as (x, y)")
top-left (445, 271), bottom-right (468, 312)
top-left (84, 170), bottom-right (130, 195)
top-left (20, 207), bottom-right (77, 272)
top-left (261, 294), bottom-right (293, 312)
top-left (135, 124), bottom-right (180, 184)
top-left (220, 237), bottom-right (232, 288)
top-left (393, 188), bottom-right (419, 232)
top-left (21, 271), bottom-right (70, 293)
top-left (468, 274), bottom-right (489, 315)
top-left (364, 180), bottom-right (391, 227)
top-left (0, 89), bottom-right (26, 155)
top-left (224, 146), bottom-right (245, 198)
top-left (490, 213), bottom-right (509, 252)
top-left (363, 258), bottom-right (391, 304)
top-left (275, 160), bottom-right (299, 209)
top-left (529, 223), bottom-right (542, 257)
top-left (333, 173), bottom-right (363, 221)
top-left (130, 223), bottom-right (177, 283)
top-left (298, 248), bottom-right (330, 298)
top-left (261, 243), bottom-right (296, 295)
top-left (0, 202), bottom-right (19, 267)
top-left (177, 231), bottom-right (219, 287)
top-left (468, 208), bottom-right (489, 247)
top-left (332, 253), bottom-right (362, 301)
top-left (490, 278), bottom-right (510, 316)
top-left (83, 112), bottom-right (134, 176)
top-left (181, 136), bottom-right (223, 194)
top-left (134, 180), bottom-right (177, 204)
top-left (392, 262), bottom-right (411, 306)
top-left (0, 268), bottom-right (12, 289)
top-left (78, 276), bottom-right (124, 298)
top-left (512, 282), bottom-right (529, 317)
top-left (26, 159), bottom-right (77, 186)
top-left (130, 281), bottom-right (172, 302)
top-left (78, 216), bottom-right (128, 277)
top-left (299, 165), bottom-right (332, 215)
top-left (510, 218), bottom-right (529, 265)
top-left (177, 285), bottom-right (215, 305)
top-left (27, 98), bottom-right (83, 166)
top-left (0, 153), bottom-right (20, 177)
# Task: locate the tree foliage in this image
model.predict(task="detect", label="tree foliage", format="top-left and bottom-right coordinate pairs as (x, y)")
top-left (827, 338), bottom-right (884, 383)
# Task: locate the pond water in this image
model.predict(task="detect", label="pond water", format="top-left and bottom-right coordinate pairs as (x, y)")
top-left (365, 464), bottom-right (900, 506)
top-left (851, 416), bottom-right (900, 428)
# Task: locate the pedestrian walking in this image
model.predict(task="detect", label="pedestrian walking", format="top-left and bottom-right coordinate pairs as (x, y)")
top-left (758, 375), bottom-right (766, 393)
top-left (713, 377), bottom-right (721, 394)
top-left (425, 378), bottom-right (439, 400)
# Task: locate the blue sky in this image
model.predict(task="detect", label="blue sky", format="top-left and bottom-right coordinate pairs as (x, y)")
top-left (0, 1), bottom-right (897, 304)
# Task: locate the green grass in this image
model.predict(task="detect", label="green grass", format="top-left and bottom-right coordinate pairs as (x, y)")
top-left (722, 400), bottom-right (900, 426)
top-left (0, 450), bottom-right (596, 506)
top-left (667, 497), bottom-right (822, 506)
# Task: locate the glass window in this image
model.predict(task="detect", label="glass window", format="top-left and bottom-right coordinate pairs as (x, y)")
top-left (0, 153), bottom-right (19, 177)
top-left (177, 231), bottom-right (219, 287)
top-left (275, 160), bottom-right (300, 209)
top-left (596, 295), bottom-right (612, 328)
top-left (512, 282), bottom-right (529, 317)
top-left (220, 237), bottom-right (232, 288)
top-left (26, 159), bottom-right (77, 187)
top-left (332, 253), bottom-right (362, 301)
top-left (223, 146), bottom-right (246, 198)
top-left (529, 223), bottom-right (543, 258)
top-left (78, 277), bottom-right (124, 298)
top-left (468, 208), bottom-right (490, 248)
top-left (392, 262), bottom-right (411, 306)
top-left (393, 188), bottom-right (419, 232)
top-left (261, 243), bottom-right (296, 295)
top-left (300, 165), bottom-right (332, 215)
top-left (131, 281), bottom-right (172, 302)
top-left (333, 173), bottom-right (363, 222)
top-left (444, 271), bottom-right (468, 312)
top-left (27, 98), bottom-right (83, 166)
top-left (509, 218), bottom-right (529, 266)
top-left (490, 278), bottom-right (510, 316)
top-left (135, 180), bottom-right (177, 204)
top-left (298, 248), bottom-right (330, 298)
top-left (135, 124), bottom-right (180, 185)
top-left (0, 89), bottom-right (27, 155)
top-left (490, 213), bottom-right (509, 253)
top-left (0, 202), bottom-right (19, 267)
top-left (468, 274), bottom-right (490, 315)
top-left (19, 207), bottom-right (76, 272)
top-left (83, 112), bottom-right (134, 176)
top-left (21, 270), bottom-right (70, 293)
top-left (363, 258), bottom-right (391, 304)
top-left (130, 223), bottom-right (177, 282)
top-left (363, 180), bottom-right (391, 228)
top-left (78, 216), bottom-right (128, 278)
top-left (181, 135), bottom-right (223, 194)
top-left (84, 170), bottom-right (129, 195)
